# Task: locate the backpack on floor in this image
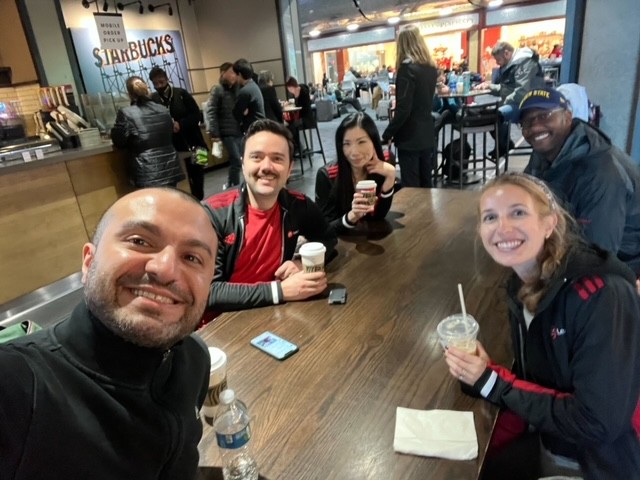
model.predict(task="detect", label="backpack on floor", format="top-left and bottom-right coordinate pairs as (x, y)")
top-left (442, 139), bottom-right (472, 179)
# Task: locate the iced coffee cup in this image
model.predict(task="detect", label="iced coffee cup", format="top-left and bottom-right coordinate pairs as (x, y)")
top-left (436, 314), bottom-right (479, 354)
top-left (299, 242), bottom-right (326, 273)
top-left (356, 180), bottom-right (377, 207)
top-left (202, 347), bottom-right (228, 425)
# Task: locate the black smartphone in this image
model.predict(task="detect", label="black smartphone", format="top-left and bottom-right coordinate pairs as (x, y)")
top-left (328, 287), bottom-right (347, 305)
top-left (250, 331), bottom-right (299, 360)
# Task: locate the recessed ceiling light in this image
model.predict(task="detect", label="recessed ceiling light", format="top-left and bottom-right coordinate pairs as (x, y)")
top-left (346, 23), bottom-right (359, 32)
top-left (440, 7), bottom-right (453, 16)
top-left (488, 0), bottom-right (503, 6)
top-left (387, 16), bottom-right (400, 25)
top-left (309, 29), bottom-right (321, 37)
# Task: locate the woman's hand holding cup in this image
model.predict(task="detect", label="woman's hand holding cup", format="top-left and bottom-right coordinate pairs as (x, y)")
top-left (347, 192), bottom-right (373, 224)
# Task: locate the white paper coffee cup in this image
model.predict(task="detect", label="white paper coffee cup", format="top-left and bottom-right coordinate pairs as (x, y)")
top-left (356, 180), bottom-right (377, 206)
top-left (202, 347), bottom-right (228, 424)
top-left (299, 242), bottom-right (326, 273)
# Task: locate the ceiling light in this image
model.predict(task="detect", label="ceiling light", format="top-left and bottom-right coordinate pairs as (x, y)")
top-left (309, 29), bottom-right (321, 37)
top-left (387, 16), bottom-right (400, 25)
top-left (440, 7), bottom-right (453, 16)
top-left (488, 0), bottom-right (503, 7)
top-left (346, 23), bottom-right (359, 32)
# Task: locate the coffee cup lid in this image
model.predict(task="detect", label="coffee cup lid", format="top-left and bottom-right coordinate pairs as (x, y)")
top-left (356, 180), bottom-right (377, 188)
top-left (208, 347), bottom-right (227, 371)
top-left (299, 242), bottom-right (326, 255)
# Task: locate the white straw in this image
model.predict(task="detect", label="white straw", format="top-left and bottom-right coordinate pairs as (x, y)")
top-left (457, 283), bottom-right (467, 320)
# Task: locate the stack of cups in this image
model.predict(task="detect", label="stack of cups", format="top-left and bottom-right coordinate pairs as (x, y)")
top-left (356, 180), bottom-right (377, 207)
top-left (299, 242), bottom-right (326, 273)
top-left (202, 347), bottom-right (228, 426)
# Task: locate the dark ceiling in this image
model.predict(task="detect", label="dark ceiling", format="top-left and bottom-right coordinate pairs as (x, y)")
top-left (297, 0), bottom-right (535, 36)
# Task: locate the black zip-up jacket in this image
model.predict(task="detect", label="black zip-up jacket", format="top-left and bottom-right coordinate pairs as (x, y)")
top-left (525, 119), bottom-right (640, 274)
top-left (111, 99), bottom-right (184, 187)
top-left (470, 246), bottom-right (640, 479)
top-left (315, 161), bottom-right (395, 233)
top-left (206, 82), bottom-right (242, 138)
top-left (152, 85), bottom-right (207, 152)
top-left (203, 185), bottom-right (338, 311)
top-left (0, 302), bottom-right (210, 480)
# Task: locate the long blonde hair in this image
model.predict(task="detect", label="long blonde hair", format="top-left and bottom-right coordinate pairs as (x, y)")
top-left (395, 25), bottom-right (436, 71)
top-left (479, 173), bottom-right (579, 312)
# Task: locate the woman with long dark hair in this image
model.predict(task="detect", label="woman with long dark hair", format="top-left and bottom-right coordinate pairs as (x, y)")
top-left (111, 76), bottom-right (183, 188)
top-left (315, 112), bottom-right (396, 232)
top-left (382, 25), bottom-right (437, 188)
top-left (445, 173), bottom-right (640, 479)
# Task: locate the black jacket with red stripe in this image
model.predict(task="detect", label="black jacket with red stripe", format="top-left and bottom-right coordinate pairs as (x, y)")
top-left (472, 244), bottom-right (640, 479)
top-left (315, 161), bottom-right (395, 233)
top-left (202, 184), bottom-right (337, 312)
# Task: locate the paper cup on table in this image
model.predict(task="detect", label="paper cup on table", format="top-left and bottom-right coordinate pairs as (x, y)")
top-left (299, 242), bottom-right (326, 273)
top-left (202, 347), bottom-right (228, 425)
top-left (437, 314), bottom-right (479, 354)
top-left (356, 180), bottom-right (377, 206)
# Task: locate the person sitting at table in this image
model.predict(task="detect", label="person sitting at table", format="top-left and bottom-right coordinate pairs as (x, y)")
top-left (520, 87), bottom-right (640, 276)
top-left (474, 41), bottom-right (546, 159)
top-left (444, 172), bottom-right (640, 480)
top-left (0, 188), bottom-right (218, 480)
top-left (285, 76), bottom-right (315, 129)
top-left (315, 112), bottom-right (396, 233)
top-left (202, 119), bottom-right (337, 320)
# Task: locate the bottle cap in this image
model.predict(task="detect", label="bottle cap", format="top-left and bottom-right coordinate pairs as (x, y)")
top-left (219, 389), bottom-right (235, 405)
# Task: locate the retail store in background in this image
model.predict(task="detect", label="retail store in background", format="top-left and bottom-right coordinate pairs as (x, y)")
top-left (306, 0), bottom-right (566, 87)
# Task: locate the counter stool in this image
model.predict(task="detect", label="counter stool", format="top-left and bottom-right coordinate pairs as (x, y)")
top-left (432, 110), bottom-right (454, 185)
top-left (296, 106), bottom-right (326, 173)
top-left (447, 101), bottom-right (501, 188)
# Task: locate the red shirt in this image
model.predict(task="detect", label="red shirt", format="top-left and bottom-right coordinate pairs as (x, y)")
top-left (229, 203), bottom-right (283, 284)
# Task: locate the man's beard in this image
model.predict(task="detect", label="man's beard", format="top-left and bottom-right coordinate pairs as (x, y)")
top-left (83, 259), bottom-right (204, 350)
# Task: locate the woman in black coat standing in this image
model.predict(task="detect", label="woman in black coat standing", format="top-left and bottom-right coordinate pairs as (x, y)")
top-left (382, 25), bottom-right (437, 188)
top-left (111, 76), bottom-right (184, 188)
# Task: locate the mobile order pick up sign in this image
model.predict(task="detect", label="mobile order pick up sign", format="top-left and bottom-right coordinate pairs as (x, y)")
top-left (69, 24), bottom-right (191, 95)
top-left (94, 13), bottom-right (128, 50)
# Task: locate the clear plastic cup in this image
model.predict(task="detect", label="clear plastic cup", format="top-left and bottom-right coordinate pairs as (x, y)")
top-left (437, 314), bottom-right (479, 354)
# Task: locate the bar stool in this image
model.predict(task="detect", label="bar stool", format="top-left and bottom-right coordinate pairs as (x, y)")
top-left (447, 101), bottom-right (501, 188)
top-left (296, 106), bottom-right (326, 172)
top-left (432, 109), bottom-right (454, 185)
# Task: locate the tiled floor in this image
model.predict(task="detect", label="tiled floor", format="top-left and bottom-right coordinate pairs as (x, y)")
top-left (202, 104), bottom-right (528, 200)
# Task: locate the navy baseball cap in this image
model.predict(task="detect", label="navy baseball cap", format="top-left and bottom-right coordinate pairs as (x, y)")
top-left (518, 88), bottom-right (569, 118)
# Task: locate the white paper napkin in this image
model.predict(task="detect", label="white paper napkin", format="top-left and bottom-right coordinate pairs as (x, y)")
top-left (394, 407), bottom-right (478, 460)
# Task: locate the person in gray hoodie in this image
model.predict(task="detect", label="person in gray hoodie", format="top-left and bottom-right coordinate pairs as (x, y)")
top-left (476, 41), bottom-right (546, 157)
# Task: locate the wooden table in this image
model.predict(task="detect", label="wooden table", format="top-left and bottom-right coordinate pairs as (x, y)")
top-left (197, 188), bottom-right (512, 480)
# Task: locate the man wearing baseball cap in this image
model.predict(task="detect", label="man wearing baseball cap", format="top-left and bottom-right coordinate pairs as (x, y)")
top-left (520, 87), bottom-right (640, 275)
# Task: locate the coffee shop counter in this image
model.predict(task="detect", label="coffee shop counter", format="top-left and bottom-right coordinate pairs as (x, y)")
top-left (0, 143), bottom-right (190, 304)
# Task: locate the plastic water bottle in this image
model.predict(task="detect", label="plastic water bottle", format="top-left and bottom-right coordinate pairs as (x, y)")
top-left (214, 389), bottom-right (259, 480)
top-left (462, 71), bottom-right (471, 94)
